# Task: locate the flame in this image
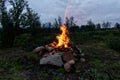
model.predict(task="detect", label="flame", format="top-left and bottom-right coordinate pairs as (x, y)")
top-left (51, 25), bottom-right (70, 48)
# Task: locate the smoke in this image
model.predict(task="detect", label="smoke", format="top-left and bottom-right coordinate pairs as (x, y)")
top-left (63, 0), bottom-right (70, 23)
top-left (63, 0), bottom-right (84, 24)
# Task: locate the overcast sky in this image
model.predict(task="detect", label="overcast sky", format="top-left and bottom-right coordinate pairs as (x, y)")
top-left (28, 0), bottom-right (120, 25)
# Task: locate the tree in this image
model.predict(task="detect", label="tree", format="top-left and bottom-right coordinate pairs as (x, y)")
top-left (87, 20), bottom-right (95, 26)
top-left (69, 16), bottom-right (75, 26)
top-left (0, 0), bottom-right (16, 47)
top-left (58, 16), bottom-right (62, 27)
top-left (65, 16), bottom-right (76, 28)
top-left (0, 0), bottom-right (40, 48)
top-left (86, 19), bottom-right (96, 31)
top-left (54, 18), bottom-right (59, 28)
top-left (102, 22), bottom-right (111, 28)
top-left (96, 23), bottom-right (101, 29)
top-left (25, 5), bottom-right (41, 35)
top-left (53, 16), bottom-right (62, 28)
top-left (80, 20), bottom-right (96, 31)
top-left (114, 23), bottom-right (120, 28)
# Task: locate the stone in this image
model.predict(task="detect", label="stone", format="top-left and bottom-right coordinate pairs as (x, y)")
top-left (80, 58), bottom-right (86, 62)
top-left (80, 53), bottom-right (85, 57)
top-left (64, 63), bottom-right (71, 72)
top-left (43, 53), bottom-right (49, 57)
top-left (49, 52), bottom-right (54, 55)
top-left (69, 42), bottom-right (82, 54)
top-left (40, 54), bottom-right (63, 67)
top-left (73, 53), bottom-right (77, 56)
top-left (56, 52), bottom-right (64, 55)
top-left (68, 60), bottom-right (75, 65)
top-left (45, 45), bottom-right (54, 52)
top-left (33, 46), bottom-right (45, 53)
top-left (62, 51), bottom-right (75, 62)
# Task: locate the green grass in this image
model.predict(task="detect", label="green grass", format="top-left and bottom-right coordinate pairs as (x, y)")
top-left (53, 76), bottom-right (61, 80)
top-left (111, 61), bottom-right (120, 70)
top-left (0, 48), bottom-right (21, 55)
top-left (0, 29), bottom-right (120, 80)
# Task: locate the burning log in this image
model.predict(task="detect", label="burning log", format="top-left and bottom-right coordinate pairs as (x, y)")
top-left (33, 25), bottom-right (85, 72)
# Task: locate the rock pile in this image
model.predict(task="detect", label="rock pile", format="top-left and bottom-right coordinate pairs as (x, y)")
top-left (33, 43), bottom-right (85, 72)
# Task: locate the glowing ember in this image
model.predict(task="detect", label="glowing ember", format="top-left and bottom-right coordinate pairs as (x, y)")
top-left (51, 25), bottom-right (70, 48)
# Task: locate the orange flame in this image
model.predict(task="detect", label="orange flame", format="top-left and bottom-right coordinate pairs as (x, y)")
top-left (51, 25), bottom-right (70, 48)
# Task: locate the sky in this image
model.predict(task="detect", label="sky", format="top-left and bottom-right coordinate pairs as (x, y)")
top-left (5, 0), bottom-right (120, 25)
top-left (28, 0), bottom-right (120, 25)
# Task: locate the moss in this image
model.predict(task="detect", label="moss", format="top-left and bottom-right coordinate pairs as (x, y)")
top-left (0, 48), bottom-right (21, 55)
top-left (113, 74), bottom-right (120, 79)
top-left (53, 76), bottom-right (61, 80)
top-left (39, 72), bottom-right (49, 78)
top-left (56, 68), bottom-right (65, 73)
top-left (84, 69), bottom-right (109, 80)
top-left (111, 61), bottom-right (120, 70)
top-left (0, 73), bottom-right (24, 80)
top-left (0, 58), bottom-right (10, 69)
top-left (10, 65), bottom-right (23, 73)
top-left (89, 59), bottom-right (105, 68)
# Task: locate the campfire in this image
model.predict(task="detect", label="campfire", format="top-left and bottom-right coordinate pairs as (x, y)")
top-left (51, 24), bottom-right (69, 48)
top-left (33, 24), bottom-right (85, 72)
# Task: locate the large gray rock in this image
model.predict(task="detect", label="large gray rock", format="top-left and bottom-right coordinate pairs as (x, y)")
top-left (40, 54), bottom-right (63, 67)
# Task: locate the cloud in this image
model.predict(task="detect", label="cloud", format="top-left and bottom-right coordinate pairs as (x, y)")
top-left (28, 0), bottom-right (120, 25)
top-left (28, 0), bottom-right (64, 23)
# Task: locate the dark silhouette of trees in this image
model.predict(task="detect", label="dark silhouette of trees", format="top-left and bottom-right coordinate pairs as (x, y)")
top-left (87, 20), bottom-right (96, 28)
top-left (114, 23), bottom-right (120, 28)
top-left (58, 16), bottom-right (62, 27)
top-left (0, 0), bottom-right (40, 48)
top-left (65, 16), bottom-right (76, 28)
top-left (53, 16), bottom-right (62, 28)
top-left (102, 22), bottom-right (111, 28)
top-left (80, 20), bottom-right (96, 31)
top-left (52, 16), bottom-right (77, 29)
top-left (25, 5), bottom-right (41, 35)
top-left (96, 23), bottom-right (101, 29)
top-left (54, 18), bottom-right (59, 28)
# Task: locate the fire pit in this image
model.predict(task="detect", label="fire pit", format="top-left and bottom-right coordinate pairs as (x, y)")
top-left (33, 24), bottom-right (85, 72)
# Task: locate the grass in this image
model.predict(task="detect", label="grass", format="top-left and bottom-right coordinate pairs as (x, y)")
top-left (111, 61), bottom-right (120, 70)
top-left (0, 29), bottom-right (120, 80)
top-left (0, 48), bottom-right (21, 55)
top-left (0, 43), bottom-right (119, 80)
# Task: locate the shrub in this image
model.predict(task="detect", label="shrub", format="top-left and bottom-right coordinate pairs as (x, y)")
top-left (14, 33), bottom-right (54, 50)
top-left (106, 37), bottom-right (120, 52)
top-left (14, 33), bottom-right (32, 50)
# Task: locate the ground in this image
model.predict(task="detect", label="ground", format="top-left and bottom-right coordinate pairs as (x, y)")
top-left (0, 40), bottom-right (120, 80)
